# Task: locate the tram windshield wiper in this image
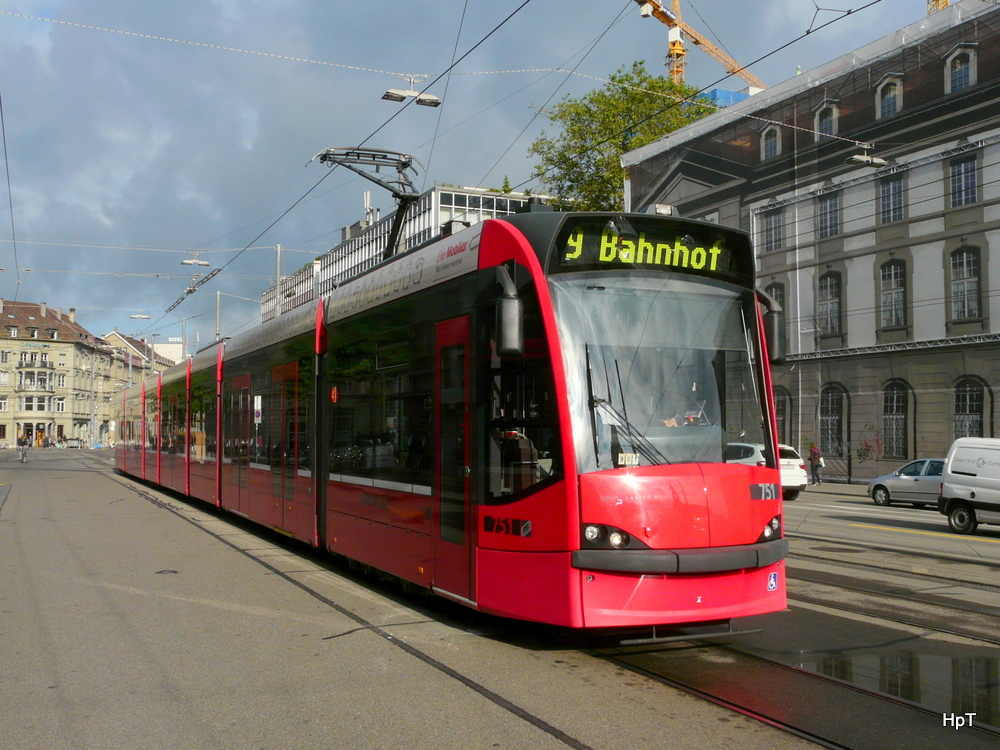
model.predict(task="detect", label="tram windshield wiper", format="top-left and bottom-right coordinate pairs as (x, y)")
top-left (585, 343), bottom-right (670, 467)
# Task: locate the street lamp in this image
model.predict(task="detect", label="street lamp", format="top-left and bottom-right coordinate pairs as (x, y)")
top-left (382, 75), bottom-right (441, 107)
top-left (181, 258), bottom-right (210, 266)
top-left (129, 314), bottom-right (150, 320)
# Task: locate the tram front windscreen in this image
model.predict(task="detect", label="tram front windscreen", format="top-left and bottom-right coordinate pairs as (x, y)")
top-left (548, 272), bottom-right (768, 474)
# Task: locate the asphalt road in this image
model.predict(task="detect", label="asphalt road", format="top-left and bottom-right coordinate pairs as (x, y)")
top-left (0, 449), bottom-right (820, 750)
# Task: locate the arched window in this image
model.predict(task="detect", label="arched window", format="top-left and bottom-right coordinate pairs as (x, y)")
top-left (951, 247), bottom-right (981, 320)
top-left (813, 101), bottom-right (839, 143)
top-left (774, 386), bottom-right (792, 446)
top-left (882, 381), bottom-right (909, 460)
top-left (951, 54), bottom-right (971, 92)
top-left (880, 260), bottom-right (906, 328)
top-left (818, 272), bottom-right (841, 335)
top-left (955, 377), bottom-right (988, 439)
top-left (761, 127), bottom-right (780, 161)
top-left (820, 384), bottom-right (847, 458)
top-left (944, 45), bottom-right (977, 94)
top-left (875, 76), bottom-right (903, 120)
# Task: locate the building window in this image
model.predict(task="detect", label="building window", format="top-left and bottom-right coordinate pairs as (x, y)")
top-left (765, 282), bottom-right (785, 311)
top-left (818, 193), bottom-right (840, 238)
top-left (876, 77), bottom-right (902, 119)
top-left (820, 384), bottom-right (846, 458)
top-left (56, 397), bottom-right (65, 412)
top-left (57, 373), bottom-right (66, 388)
top-left (0, 396), bottom-right (6, 412)
top-left (944, 45), bottom-right (977, 94)
top-left (0, 351), bottom-right (7, 364)
top-left (774, 386), bottom-right (792, 445)
top-left (955, 377), bottom-right (986, 439)
top-left (7, 327), bottom-right (17, 338)
top-left (761, 127), bottom-right (780, 160)
top-left (882, 381), bottom-right (909, 461)
top-left (27, 328), bottom-right (38, 339)
top-left (950, 157), bottom-right (977, 207)
top-left (951, 54), bottom-right (971, 92)
top-left (762, 210), bottom-right (783, 252)
top-left (880, 261), bottom-right (906, 328)
top-left (818, 272), bottom-right (841, 335)
top-left (880, 175), bottom-right (904, 223)
top-left (814, 103), bottom-right (838, 142)
top-left (951, 248), bottom-right (981, 320)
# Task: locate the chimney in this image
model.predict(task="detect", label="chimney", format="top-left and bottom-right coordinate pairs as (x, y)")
top-left (0, 298), bottom-right (4, 314)
top-left (69, 308), bottom-right (76, 324)
top-left (40, 302), bottom-right (47, 317)
top-left (56, 307), bottom-right (62, 320)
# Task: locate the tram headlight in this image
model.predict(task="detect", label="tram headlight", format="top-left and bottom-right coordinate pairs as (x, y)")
top-left (584, 524), bottom-right (604, 542)
top-left (757, 515), bottom-right (782, 542)
top-left (609, 530), bottom-right (630, 549)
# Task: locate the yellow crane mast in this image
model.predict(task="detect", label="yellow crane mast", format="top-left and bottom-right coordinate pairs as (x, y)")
top-left (928, 0), bottom-right (950, 14)
top-left (635, 0), bottom-right (766, 90)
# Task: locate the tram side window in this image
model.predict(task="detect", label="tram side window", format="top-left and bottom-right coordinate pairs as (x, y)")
top-left (327, 323), bottom-right (434, 489)
top-left (146, 395), bottom-right (158, 451)
top-left (251, 369), bottom-right (272, 467)
top-left (487, 269), bottom-right (561, 499)
top-left (190, 378), bottom-right (216, 460)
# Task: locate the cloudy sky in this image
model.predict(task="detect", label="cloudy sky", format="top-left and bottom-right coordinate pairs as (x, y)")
top-left (0, 0), bottom-right (931, 351)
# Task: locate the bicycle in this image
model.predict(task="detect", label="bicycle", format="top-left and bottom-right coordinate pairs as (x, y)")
top-left (18, 445), bottom-right (27, 463)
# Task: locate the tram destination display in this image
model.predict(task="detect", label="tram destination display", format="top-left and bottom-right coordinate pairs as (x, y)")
top-left (549, 215), bottom-right (753, 286)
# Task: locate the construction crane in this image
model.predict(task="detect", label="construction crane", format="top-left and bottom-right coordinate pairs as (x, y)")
top-left (928, 0), bottom-right (949, 13)
top-left (634, 0), bottom-right (766, 90)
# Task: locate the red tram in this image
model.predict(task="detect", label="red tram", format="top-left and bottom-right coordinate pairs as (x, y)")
top-left (116, 208), bottom-right (789, 631)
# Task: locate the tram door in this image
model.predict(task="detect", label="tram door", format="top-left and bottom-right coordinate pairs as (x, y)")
top-left (226, 374), bottom-right (252, 513)
top-left (434, 316), bottom-right (473, 600)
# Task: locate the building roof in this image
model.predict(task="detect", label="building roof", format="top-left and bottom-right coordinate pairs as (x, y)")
top-left (103, 329), bottom-right (176, 367)
top-left (0, 299), bottom-right (100, 346)
top-left (621, 0), bottom-right (996, 168)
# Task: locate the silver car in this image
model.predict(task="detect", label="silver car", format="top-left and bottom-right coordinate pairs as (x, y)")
top-left (868, 458), bottom-right (945, 507)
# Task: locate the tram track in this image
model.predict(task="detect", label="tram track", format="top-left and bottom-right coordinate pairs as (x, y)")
top-left (108, 469), bottom-right (1000, 749)
top-left (597, 624), bottom-right (1000, 750)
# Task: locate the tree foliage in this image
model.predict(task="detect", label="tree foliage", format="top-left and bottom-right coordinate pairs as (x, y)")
top-left (528, 62), bottom-right (714, 211)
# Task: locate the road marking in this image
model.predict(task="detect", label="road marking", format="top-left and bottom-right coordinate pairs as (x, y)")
top-left (849, 522), bottom-right (1000, 543)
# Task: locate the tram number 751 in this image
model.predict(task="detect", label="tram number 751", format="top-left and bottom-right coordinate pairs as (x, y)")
top-left (750, 483), bottom-right (781, 500)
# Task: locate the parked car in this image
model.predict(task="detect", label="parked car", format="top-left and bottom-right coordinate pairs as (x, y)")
top-left (867, 458), bottom-right (945, 508)
top-left (724, 442), bottom-right (808, 501)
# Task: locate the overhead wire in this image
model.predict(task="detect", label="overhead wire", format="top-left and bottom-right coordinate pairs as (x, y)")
top-left (474, 0), bottom-right (636, 189)
top-left (0, 78), bottom-right (20, 298)
top-left (421, 0), bottom-right (470, 190)
top-left (512, 0), bottom-right (889, 194)
top-left (4, 0), bottom-right (887, 340)
top-left (147, 0), bottom-right (539, 336)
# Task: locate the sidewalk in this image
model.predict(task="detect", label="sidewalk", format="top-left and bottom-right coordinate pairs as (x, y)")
top-left (801, 481), bottom-right (871, 498)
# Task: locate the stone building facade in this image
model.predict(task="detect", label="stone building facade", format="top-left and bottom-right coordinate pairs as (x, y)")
top-left (0, 301), bottom-right (172, 447)
top-left (623, 0), bottom-right (1000, 482)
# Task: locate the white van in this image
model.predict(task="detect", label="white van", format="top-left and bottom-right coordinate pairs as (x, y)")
top-left (938, 437), bottom-right (1000, 534)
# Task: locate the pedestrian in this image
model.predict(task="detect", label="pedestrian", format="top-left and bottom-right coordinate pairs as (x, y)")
top-left (808, 442), bottom-right (822, 485)
top-left (16, 434), bottom-right (28, 464)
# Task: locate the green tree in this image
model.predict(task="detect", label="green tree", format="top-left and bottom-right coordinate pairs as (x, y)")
top-left (528, 61), bottom-right (713, 211)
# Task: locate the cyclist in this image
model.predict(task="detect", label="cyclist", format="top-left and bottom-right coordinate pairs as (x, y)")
top-left (16, 435), bottom-right (28, 463)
